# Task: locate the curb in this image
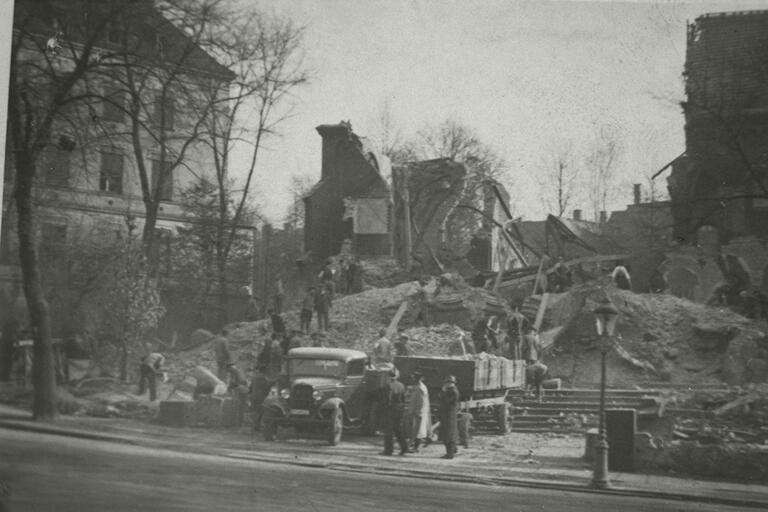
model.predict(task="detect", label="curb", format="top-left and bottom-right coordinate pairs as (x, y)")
top-left (2, 420), bottom-right (767, 510)
top-left (0, 419), bottom-right (137, 446)
top-left (221, 451), bottom-right (768, 510)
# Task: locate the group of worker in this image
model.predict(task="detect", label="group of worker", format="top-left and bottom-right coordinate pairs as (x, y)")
top-left (377, 367), bottom-right (464, 460)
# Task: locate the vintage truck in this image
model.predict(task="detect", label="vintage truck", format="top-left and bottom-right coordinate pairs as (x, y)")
top-left (261, 347), bottom-right (376, 445)
top-left (261, 346), bottom-right (526, 445)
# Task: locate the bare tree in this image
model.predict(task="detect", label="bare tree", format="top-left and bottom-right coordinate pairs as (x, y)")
top-left (538, 141), bottom-right (580, 217)
top-left (285, 174), bottom-right (314, 229)
top-left (368, 97), bottom-right (418, 166)
top-left (193, 7), bottom-right (308, 324)
top-left (6, 0), bottom-right (144, 420)
top-left (414, 118), bottom-right (508, 251)
top-left (586, 124), bottom-right (622, 221)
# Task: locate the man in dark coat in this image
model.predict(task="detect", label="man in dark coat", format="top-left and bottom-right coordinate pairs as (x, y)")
top-left (227, 362), bottom-right (249, 426)
top-left (439, 374), bottom-right (460, 459)
top-left (138, 352), bottom-right (166, 402)
top-left (314, 287), bottom-right (330, 332)
top-left (213, 335), bottom-right (232, 381)
top-left (250, 365), bottom-right (271, 430)
top-left (525, 360), bottom-right (549, 402)
top-left (379, 368), bottom-right (410, 456)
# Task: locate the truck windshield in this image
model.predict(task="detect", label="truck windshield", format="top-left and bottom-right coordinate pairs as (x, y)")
top-left (288, 359), bottom-right (345, 378)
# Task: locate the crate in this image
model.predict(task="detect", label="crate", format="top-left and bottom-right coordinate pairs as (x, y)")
top-left (487, 358), bottom-right (501, 390)
top-left (500, 359), bottom-right (525, 389)
top-left (159, 401), bottom-right (194, 427)
top-left (192, 395), bottom-right (237, 427)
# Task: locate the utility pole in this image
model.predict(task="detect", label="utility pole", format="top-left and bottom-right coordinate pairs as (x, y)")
top-left (261, 223), bottom-right (272, 317)
top-left (400, 167), bottom-right (412, 272)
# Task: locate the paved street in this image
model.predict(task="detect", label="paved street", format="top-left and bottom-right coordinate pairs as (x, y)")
top-left (0, 428), bottom-right (758, 512)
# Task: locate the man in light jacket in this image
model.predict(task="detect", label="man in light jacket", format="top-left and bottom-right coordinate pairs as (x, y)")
top-left (409, 371), bottom-right (432, 452)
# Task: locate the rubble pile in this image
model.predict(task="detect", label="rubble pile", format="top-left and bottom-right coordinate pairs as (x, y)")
top-left (546, 278), bottom-right (760, 387)
top-left (400, 324), bottom-right (469, 356)
top-left (359, 256), bottom-right (413, 289)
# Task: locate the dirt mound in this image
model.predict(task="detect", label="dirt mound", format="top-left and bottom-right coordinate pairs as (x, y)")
top-left (401, 324), bottom-right (469, 356)
top-left (547, 278), bottom-right (760, 387)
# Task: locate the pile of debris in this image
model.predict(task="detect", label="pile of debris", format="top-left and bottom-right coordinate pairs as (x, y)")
top-left (400, 324), bottom-right (469, 356)
top-left (545, 278), bottom-right (761, 388)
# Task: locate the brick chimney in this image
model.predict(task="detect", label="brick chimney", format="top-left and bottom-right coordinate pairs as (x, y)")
top-left (316, 122), bottom-right (353, 181)
top-left (573, 209), bottom-right (582, 221)
top-left (633, 184), bottom-right (641, 205)
top-left (599, 210), bottom-right (608, 223)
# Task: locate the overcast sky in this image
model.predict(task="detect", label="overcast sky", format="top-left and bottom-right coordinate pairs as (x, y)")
top-left (244, 0), bottom-right (768, 223)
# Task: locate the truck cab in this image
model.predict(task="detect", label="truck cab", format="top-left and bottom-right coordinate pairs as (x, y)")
top-left (261, 347), bottom-right (370, 445)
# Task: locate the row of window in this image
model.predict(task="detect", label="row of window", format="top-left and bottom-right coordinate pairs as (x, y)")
top-left (42, 148), bottom-right (174, 201)
top-left (102, 87), bottom-right (175, 129)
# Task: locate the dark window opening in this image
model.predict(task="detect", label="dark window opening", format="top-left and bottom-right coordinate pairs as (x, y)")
top-left (100, 151), bottom-right (123, 194)
top-left (102, 86), bottom-right (125, 122)
top-left (153, 95), bottom-right (175, 130)
top-left (151, 158), bottom-right (173, 201)
top-left (43, 143), bottom-right (71, 187)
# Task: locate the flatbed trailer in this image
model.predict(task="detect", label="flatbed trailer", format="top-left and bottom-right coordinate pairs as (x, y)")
top-left (394, 355), bottom-right (526, 434)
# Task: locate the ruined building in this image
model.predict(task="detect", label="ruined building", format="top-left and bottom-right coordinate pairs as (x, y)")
top-left (303, 122), bottom-right (391, 262)
top-left (670, 10), bottom-right (768, 245)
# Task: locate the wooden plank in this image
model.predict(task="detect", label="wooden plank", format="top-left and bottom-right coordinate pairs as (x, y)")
top-left (386, 300), bottom-right (410, 338)
top-left (533, 292), bottom-right (549, 331)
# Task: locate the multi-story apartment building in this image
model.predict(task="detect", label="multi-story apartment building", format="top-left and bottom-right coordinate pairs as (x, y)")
top-left (1, 0), bottom-right (236, 337)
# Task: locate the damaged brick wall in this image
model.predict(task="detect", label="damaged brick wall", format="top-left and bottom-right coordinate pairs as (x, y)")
top-left (304, 123), bottom-right (391, 262)
top-left (671, 11), bottom-right (768, 244)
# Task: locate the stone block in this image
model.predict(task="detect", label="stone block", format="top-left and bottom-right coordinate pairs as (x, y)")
top-left (192, 395), bottom-right (236, 427)
top-left (159, 401), bottom-right (194, 427)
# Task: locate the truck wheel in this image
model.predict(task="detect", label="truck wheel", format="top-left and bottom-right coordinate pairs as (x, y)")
top-left (328, 407), bottom-right (343, 446)
top-left (496, 404), bottom-right (510, 434)
top-left (263, 408), bottom-right (278, 441)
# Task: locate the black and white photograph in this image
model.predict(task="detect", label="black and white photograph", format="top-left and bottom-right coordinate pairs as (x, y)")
top-left (1, 0), bottom-right (768, 510)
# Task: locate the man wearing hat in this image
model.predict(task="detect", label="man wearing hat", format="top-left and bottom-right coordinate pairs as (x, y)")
top-left (227, 362), bottom-right (249, 427)
top-left (138, 352), bottom-right (166, 402)
top-left (394, 334), bottom-right (410, 357)
top-left (438, 374), bottom-right (460, 459)
top-left (409, 371), bottom-right (431, 452)
top-left (250, 365), bottom-right (271, 430)
top-left (379, 367), bottom-right (410, 456)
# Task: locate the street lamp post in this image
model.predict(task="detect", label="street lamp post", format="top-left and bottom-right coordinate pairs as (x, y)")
top-left (592, 297), bottom-right (618, 489)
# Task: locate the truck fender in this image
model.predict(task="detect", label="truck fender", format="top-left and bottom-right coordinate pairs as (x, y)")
top-left (319, 397), bottom-right (345, 420)
top-left (262, 396), bottom-right (287, 417)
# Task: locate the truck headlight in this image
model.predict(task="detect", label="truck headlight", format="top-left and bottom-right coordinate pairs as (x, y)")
top-left (312, 390), bottom-right (323, 401)
top-left (280, 388), bottom-right (291, 400)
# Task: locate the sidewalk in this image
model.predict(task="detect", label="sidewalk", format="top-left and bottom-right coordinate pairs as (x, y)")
top-left (1, 403), bottom-right (767, 509)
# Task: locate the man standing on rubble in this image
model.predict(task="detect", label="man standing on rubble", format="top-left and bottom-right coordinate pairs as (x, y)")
top-left (227, 362), bottom-right (249, 426)
top-left (314, 286), bottom-right (331, 332)
top-left (507, 306), bottom-right (528, 360)
top-left (379, 367), bottom-right (410, 456)
top-left (521, 328), bottom-right (542, 364)
top-left (138, 352), bottom-right (166, 402)
top-left (300, 287), bottom-right (314, 333)
top-left (611, 262), bottom-right (632, 290)
top-left (439, 374), bottom-right (460, 459)
top-left (372, 328), bottom-right (393, 365)
top-left (213, 333), bottom-right (232, 381)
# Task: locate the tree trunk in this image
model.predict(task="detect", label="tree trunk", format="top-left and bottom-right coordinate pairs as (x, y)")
top-left (15, 160), bottom-right (57, 421)
top-left (119, 339), bottom-right (128, 382)
top-left (216, 255), bottom-right (229, 327)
